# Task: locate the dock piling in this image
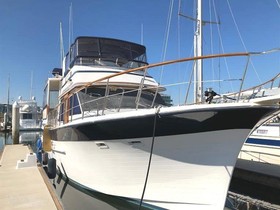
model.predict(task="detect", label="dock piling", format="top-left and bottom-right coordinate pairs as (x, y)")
top-left (12, 101), bottom-right (19, 144)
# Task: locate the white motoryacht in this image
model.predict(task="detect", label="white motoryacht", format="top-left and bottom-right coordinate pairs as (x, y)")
top-left (18, 96), bottom-right (41, 131)
top-left (43, 35), bottom-right (280, 210)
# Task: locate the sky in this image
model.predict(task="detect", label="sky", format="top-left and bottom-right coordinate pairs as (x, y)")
top-left (1, 0), bottom-right (280, 106)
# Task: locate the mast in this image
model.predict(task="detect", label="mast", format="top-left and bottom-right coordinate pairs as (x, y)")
top-left (68, 2), bottom-right (73, 52)
top-left (30, 71), bottom-right (33, 99)
top-left (141, 23), bottom-right (144, 45)
top-left (194, 0), bottom-right (203, 103)
top-left (5, 75), bottom-right (10, 130)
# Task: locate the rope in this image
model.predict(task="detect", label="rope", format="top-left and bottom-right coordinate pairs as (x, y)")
top-left (177, 0), bottom-right (181, 104)
top-left (226, 0), bottom-right (262, 84)
top-left (138, 106), bottom-right (161, 209)
top-left (159, 0), bottom-right (174, 84)
top-left (257, 47), bottom-right (280, 55)
top-left (276, 0), bottom-right (280, 9)
top-left (209, 0), bottom-right (215, 88)
top-left (213, 0), bottom-right (234, 92)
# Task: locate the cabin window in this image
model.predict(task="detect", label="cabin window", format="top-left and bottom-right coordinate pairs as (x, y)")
top-left (70, 46), bottom-right (75, 66)
top-left (49, 91), bottom-right (59, 109)
top-left (77, 38), bottom-right (100, 57)
top-left (77, 87), bottom-right (166, 112)
top-left (68, 37), bottom-right (147, 69)
top-left (59, 102), bottom-right (64, 122)
top-left (69, 94), bottom-right (81, 115)
top-left (43, 87), bottom-right (48, 108)
top-left (64, 53), bottom-right (70, 76)
top-left (22, 113), bottom-right (32, 119)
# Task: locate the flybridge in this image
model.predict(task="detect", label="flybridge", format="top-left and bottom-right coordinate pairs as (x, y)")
top-left (63, 37), bottom-right (148, 76)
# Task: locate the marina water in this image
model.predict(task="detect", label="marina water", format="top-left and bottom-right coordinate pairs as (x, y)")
top-left (0, 132), bottom-right (279, 210)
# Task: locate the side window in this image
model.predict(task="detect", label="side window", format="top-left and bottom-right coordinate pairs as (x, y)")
top-left (69, 94), bottom-right (81, 115)
top-left (43, 87), bottom-right (47, 108)
top-left (64, 53), bottom-right (70, 76)
top-left (49, 91), bottom-right (59, 109)
top-left (59, 102), bottom-right (64, 121)
top-left (23, 113), bottom-right (32, 119)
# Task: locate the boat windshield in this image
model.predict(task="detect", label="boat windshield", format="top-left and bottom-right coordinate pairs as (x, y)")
top-left (77, 87), bottom-right (166, 112)
top-left (65, 37), bottom-right (147, 71)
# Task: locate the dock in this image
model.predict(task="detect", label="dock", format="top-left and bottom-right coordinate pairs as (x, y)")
top-left (227, 161), bottom-right (280, 209)
top-left (0, 144), bottom-right (62, 210)
top-left (235, 159), bottom-right (280, 188)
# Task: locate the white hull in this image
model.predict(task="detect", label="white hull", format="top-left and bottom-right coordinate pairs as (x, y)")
top-left (19, 119), bottom-right (41, 131)
top-left (52, 128), bottom-right (250, 209)
top-left (239, 137), bottom-right (280, 165)
top-left (237, 124), bottom-right (280, 177)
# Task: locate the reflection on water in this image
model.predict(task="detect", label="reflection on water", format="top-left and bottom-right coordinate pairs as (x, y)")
top-left (19, 131), bottom-right (41, 152)
top-left (0, 131), bottom-right (41, 153)
top-left (53, 172), bottom-right (237, 210)
top-left (0, 132), bottom-right (12, 151)
top-left (52, 171), bottom-right (163, 210)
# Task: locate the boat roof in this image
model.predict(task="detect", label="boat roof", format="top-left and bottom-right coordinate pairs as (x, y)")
top-left (72, 36), bottom-right (146, 49)
top-left (65, 36), bottom-right (147, 63)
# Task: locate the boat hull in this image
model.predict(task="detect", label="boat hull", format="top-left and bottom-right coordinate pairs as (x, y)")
top-left (49, 104), bottom-right (277, 209)
top-left (52, 129), bottom-right (250, 210)
top-left (237, 125), bottom-right (280, 177)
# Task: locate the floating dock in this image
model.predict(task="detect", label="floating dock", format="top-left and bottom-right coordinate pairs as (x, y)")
top-left (0, 144), bottom-right (62, 210)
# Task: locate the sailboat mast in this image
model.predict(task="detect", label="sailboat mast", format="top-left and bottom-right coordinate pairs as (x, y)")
top-left (30, 71), bottom-right (33, 99)
top-left (5, 75), bottom-right (10, 130)
top-left (194, 0), bottom-right (203, 103)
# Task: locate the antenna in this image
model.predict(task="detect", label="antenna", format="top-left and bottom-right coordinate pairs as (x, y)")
top-left (68, 2), bottom-right (73, 51)
top-left (60, 22), bottom-right (65, 68)
top-left (30, 71), bottom-right (33, 99)
top-left (7, 74), bottom-right (10, 120)
top-left (141, 23), bottom-right (144, 45)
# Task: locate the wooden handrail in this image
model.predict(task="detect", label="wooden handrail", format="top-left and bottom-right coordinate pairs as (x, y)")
top-left (60, 52), bottom-right (250, 99)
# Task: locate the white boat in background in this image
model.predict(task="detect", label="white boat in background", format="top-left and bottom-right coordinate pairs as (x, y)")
top-left (237, 114), bottom-right (280, 177)
top-left (17, 96), bottom-right (41, 131)
top-left (19, 131), bottom-right (41, 147)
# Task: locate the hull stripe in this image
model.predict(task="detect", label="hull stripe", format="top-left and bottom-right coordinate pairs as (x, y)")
top-left (50, 106), bottom-right (275, 141)
top-left (246, 137), bottom-right (280, 147)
